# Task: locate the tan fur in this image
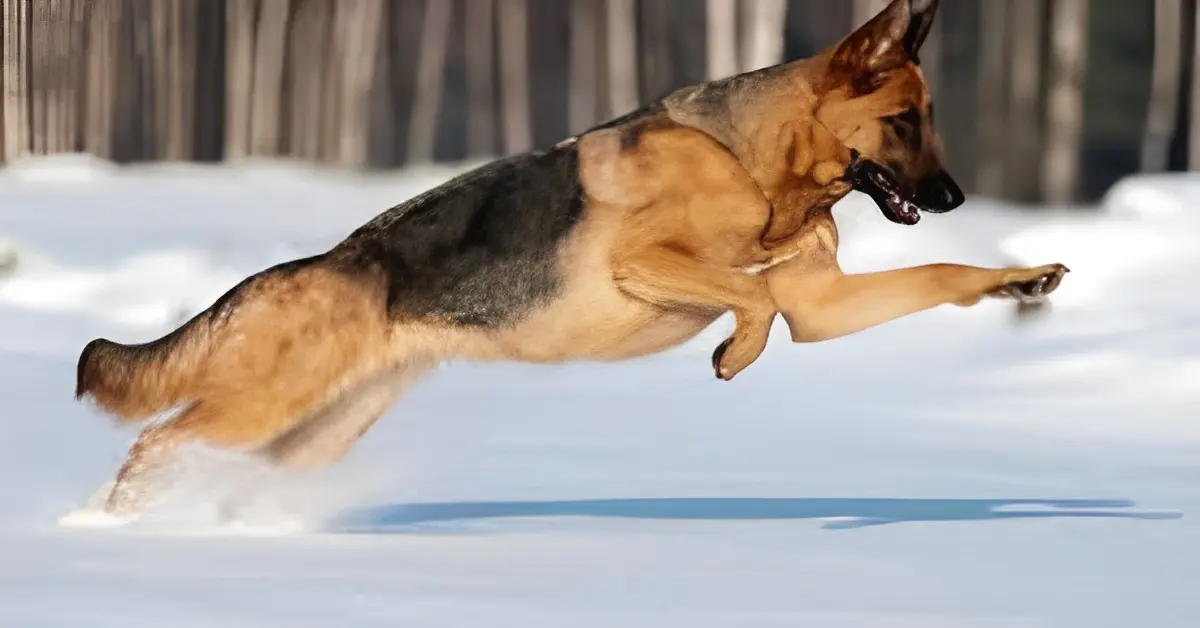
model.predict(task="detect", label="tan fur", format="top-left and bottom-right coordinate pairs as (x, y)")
top-left (473, 0), bottom-right (1069, 379)
top-left (93, 263), bottom-right (454, 514)
top-left (80, 0), bottom-right (1069, 517)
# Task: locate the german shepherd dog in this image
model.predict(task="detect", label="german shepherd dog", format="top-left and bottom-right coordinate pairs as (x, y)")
top-left (74, 0), bottom-right (1068, 518)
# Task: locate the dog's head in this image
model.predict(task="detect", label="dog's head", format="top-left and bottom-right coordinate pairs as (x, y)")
top-left (816, 0), bottom-right (963, 225)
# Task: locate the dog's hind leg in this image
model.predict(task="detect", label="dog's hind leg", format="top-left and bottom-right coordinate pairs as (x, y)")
top-left (195, 360), bottom-right (435, 523)
top-left (258, 358), bottom-right (434, 470)
top-left (102, 356), bottom-right (436, 519)
top-left (95, 262), bottom-right (413, 517)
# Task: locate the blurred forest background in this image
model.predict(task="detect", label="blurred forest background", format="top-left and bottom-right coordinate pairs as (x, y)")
top-left (0, 0), bottom-right (1191, 205)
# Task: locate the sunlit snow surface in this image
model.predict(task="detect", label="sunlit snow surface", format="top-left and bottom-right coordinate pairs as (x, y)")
top-left (1, 154), bottom-right (1196, 627)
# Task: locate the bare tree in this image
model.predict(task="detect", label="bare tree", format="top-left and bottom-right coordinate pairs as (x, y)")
top-left (288, 0), bottom-right (331, 161)
top-left (44, 0), bottom-right (78, 154)
top-left (1190, 1), bottom-right (1200, 170)
top-left (407, 0), bottom-right (452, 162)
top-left (0, 0), bottom-right (22, 160)
top-left (568, 0), bottom-right (599, 135)
top-left (739, 0), bottom-right (787, 72)
top-left (975, 0), bottom-right (1009, 198)
top-left (605, 0), bottom-right (639, 117)
top-left (192, 0), bottom-right (226, 162)
top-left (150, 0), bottom-right (202, 160)
top-left (249, 0), bottom-right (290, 157)
top-left (1043, 0), bottom-right (1090, 204)
top-left (498, 0), bottom-right (532, 154)
top-left (1005, 0), bottom-right (1046, 202)
top-left (1143, 0), bottom-right (1183, 172)
top-left (83, 0), bottom-right (122, 159)
top-left (329, 0), bottom-right (384, 167)
top-left (465, 0), bottom-right (497, 157)
top-left (637, 0), bottom-right (672, 101)
top-left (225, 0), bottom-right (257, 160)
top-left (63, 0), bottom-right (86, 154)
top-left (706, 0), bottom-right (738, 80)
top-left (30, 0), bottom-right (50, 155)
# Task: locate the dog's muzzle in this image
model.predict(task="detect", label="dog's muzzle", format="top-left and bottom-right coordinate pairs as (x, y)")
top-left (845, 152), bottom-right (965, 225)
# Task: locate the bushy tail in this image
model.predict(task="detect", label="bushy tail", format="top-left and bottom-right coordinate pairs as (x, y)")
top-left (75, 311), bottom-right (214, 423)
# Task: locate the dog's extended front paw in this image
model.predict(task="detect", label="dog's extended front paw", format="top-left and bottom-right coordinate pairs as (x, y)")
top-left (989, 263), bottom-right (1070, 303)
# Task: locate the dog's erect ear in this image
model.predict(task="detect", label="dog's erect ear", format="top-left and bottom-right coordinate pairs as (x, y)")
top-left (832, 0), bottom-right (941, 80)
top-left (832, 0), bottom-right (911, 78)
top-left (904, 0), bottom-right (941, 61)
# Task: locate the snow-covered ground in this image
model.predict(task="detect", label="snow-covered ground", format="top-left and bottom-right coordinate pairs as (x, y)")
top-left (1, 154), bottom-right (1197, 627)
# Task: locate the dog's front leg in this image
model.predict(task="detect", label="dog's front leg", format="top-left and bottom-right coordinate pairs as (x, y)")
top-left (613, 245), bottom-right (776, 380)
top-left (766, 260), bottom-right (1070, 343)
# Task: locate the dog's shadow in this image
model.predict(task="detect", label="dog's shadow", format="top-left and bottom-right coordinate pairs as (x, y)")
top-left (325, 497), bottom-right (1182, 533)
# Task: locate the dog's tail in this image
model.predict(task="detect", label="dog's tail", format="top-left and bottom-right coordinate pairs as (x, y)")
top-left (75, 309), bottom-right (215, 423)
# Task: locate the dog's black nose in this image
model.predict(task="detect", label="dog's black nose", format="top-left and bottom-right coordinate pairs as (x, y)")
top-left (916, 170), bottom-right (965, 213)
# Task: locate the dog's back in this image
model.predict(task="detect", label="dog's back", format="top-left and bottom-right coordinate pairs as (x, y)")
top-left (75, 141), bottom-right (594, 427)
top-left (332, 143), bottom-right (587, 327)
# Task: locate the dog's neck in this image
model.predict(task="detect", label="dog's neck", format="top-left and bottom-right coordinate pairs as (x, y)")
top-left (662, 57), bottom-right (858, 244)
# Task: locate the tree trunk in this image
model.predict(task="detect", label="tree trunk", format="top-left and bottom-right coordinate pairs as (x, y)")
top-left (154, 0), bottom-right (200, 160)
top-left (330, 0), bottom-right (383, 167)
top-left (465, 0), bottom-right (496, 156)
top-left (38, 0), bottom-right (71, 154)
top-left (1005, 0), bottom-right (1046, 202)
top-left (975, 0), bottom-right (1009, 198)
top-left (287, 0), bottom-right (329, 161)
top-left (604, 0), bottom-right (639, 117)
top-left (1, 0), bottom-right (27, 160)
top-left (1190, 0), bottom-right (1200, 170)
top-left (1143, 0), bottom-right (1183, 172)
top-left (739, 0), bottom-right (787, 72)
top-left (1043, 0), bottom-right (1090, 204)
top-left (192, 0), bottom-right (226, 162)
top-left (83, 0), bottom-right (122, 159)
top-left (225, 0), bottom-right (257, 160)
top-left (131, 0), bottom-right (159, 160)
top-left (249, 0), bottom-right (289, 156)
top-left (64, 0), bottom-right (86, 154)
top-left (30, 0), bottom-right (50, 155)
top-left (497, 0), bottom-right (532, 154)
top-left (706, 0), bottom-right (738, 80)
top-left (568, 0), bottom-right (598, 135)
top-left (43, 0), bottom-right (76, 154)
top-left (407, 0), bottom-right (452, 163)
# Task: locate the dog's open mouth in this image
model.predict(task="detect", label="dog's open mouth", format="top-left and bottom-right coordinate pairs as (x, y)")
top-left (845, 156), bottom-right (922, 226)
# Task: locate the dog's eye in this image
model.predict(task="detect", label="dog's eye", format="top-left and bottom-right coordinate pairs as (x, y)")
top-left (885, 107), bottom-right (923, 148)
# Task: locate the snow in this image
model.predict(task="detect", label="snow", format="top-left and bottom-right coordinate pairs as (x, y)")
top-left (1, 156), bottom-right (1197, 627)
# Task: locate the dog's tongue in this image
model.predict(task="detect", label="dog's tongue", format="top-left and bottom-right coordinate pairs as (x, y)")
top-left (887, 193), bottom-right (920, 224)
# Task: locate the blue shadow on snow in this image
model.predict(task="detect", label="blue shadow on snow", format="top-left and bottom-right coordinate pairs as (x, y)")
top-left (326, 497), bottom-right (1183, 533)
